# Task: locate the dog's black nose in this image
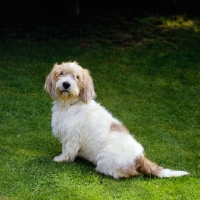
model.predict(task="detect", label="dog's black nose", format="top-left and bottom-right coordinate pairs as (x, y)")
top-left (63, 82), bottom-right (71, 89)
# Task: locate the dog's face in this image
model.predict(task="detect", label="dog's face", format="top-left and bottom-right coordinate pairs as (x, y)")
top-left (45, 62), bottom-right (96, 103)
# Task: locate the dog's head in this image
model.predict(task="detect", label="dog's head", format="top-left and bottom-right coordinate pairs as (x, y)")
top-left (45, 62), bottom-right (96, 103)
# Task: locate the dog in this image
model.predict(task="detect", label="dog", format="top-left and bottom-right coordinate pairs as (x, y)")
top-left (45, 61), bottom-right (189, 179)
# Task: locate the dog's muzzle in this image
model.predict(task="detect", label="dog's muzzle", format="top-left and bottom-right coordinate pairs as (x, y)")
top-left (62, 82), bottom-right (71, 94)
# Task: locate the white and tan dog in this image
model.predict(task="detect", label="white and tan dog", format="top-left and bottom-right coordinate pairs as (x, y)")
top-left (45, 61), bottom-right (189, 179)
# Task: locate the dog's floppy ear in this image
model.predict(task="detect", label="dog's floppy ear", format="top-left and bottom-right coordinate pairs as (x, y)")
top-left (79, 69), bottom-right (96, 103)
top-left (44, 73), bottom-right (57, 100)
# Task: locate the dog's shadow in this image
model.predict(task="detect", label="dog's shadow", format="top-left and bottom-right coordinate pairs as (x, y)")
top-left (23, 135), bottom-right (155, 182)
top-left (23, 155), bottom-right (155, 181)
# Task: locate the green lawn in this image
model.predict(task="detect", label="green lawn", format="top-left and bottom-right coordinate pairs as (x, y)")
top-left (0, 15), bottom-right (200, 199)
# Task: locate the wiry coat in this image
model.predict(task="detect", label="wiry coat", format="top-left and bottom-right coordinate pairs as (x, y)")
top-left (45, 62), bottom-right (189, 179)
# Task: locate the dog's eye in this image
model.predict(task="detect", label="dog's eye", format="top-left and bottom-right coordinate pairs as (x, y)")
top-left (60, 72), bottom-right (64, 76)
top-left (77, 75), bottom-right (79, 79)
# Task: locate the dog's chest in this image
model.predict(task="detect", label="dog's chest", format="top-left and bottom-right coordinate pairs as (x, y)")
top-left (51, 104), bottom-right (86, 138)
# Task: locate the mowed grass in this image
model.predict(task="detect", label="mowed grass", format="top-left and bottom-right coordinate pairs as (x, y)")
top-left (0, 15), bottom-right (200, 199)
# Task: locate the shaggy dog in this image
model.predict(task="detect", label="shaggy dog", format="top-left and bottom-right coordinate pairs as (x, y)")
top-left (45, 62), bottom-right (189, 179)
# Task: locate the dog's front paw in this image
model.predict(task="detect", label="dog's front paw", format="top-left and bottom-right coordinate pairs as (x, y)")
top-left (53, 154), bottom-right (71, 162)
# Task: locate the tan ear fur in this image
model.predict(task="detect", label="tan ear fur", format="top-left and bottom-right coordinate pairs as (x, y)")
top-left (79, 69), bottom-right (96, 103)
top-left (44, 73), bottom-right (57, 100)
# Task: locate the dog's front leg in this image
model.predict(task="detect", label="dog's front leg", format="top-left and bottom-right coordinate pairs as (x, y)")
top-left (53, 140), bottom-right (80, 162)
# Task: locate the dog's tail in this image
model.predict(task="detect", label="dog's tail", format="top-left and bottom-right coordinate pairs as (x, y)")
top-left (135, 156), bottom-right (189, 178)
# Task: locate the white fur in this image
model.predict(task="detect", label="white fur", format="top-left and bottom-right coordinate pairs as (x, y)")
top-left (158, 169), bottom-right (189, 178)
top-left (52, 100), bottom-right (144, 178)
top-left (45, 62), bottom-right (189, 179)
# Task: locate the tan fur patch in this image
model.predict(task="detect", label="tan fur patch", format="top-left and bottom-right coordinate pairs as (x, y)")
top-left (45, 73), bottom-right (57, 100)
top-left (135, 156), bottom-right (162, 176)
top-left (110, 123), bottom-right (130, 134)
top-left (116, 156), bottom-right (162, 178)
top-left (79, 69), bottom-right (96, 103)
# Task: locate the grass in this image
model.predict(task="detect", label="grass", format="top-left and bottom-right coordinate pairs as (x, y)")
top-left (0, 15), bottom-right (200, 199)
